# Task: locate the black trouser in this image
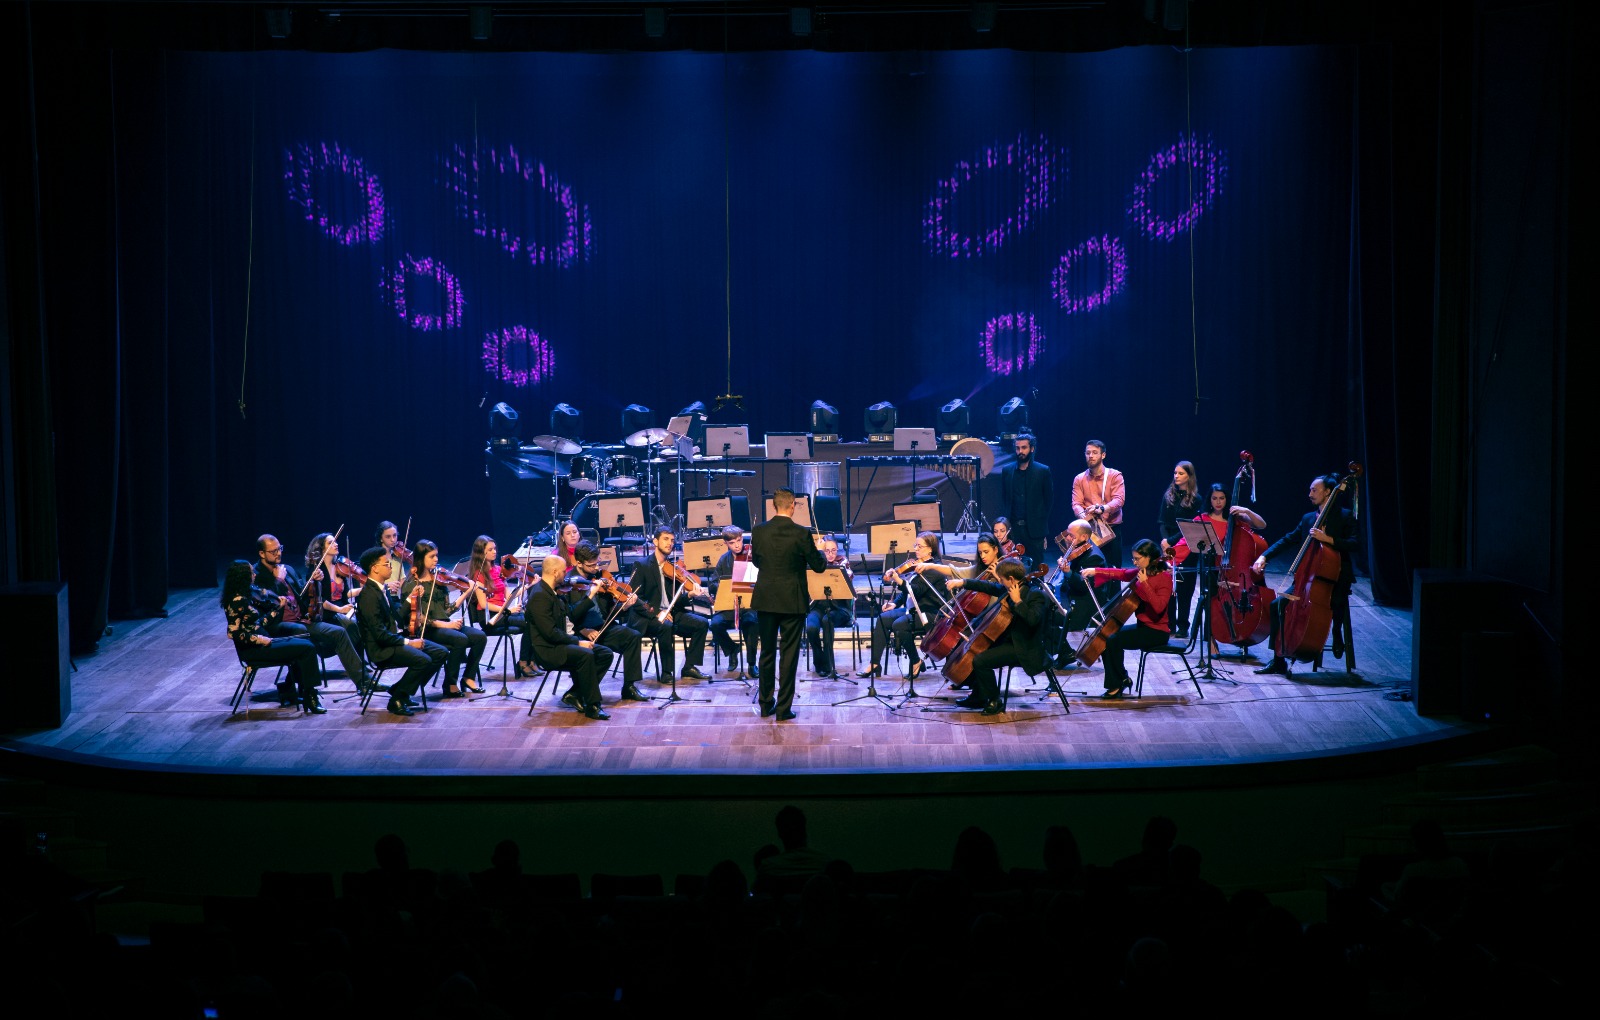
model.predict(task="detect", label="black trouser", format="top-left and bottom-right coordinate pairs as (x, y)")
top-left (425, 623), bottom-right (487, 686)
top-left (596, 623), bottom-right (644, 687)
top-left (540, 643), bottom-right (604, 708)
top-left (869, 607), bottom-right (920, 669)
top-left (1172, 567), bottom-right (1197, 633)
top-left (709, 609), bottom-right (759, 665)
top-left (757, 612), bottom-right (804, 715)
top-left (1101, 526), bottom-right (1124, 569)
top-left (968, 638), bottom-right (1024, 704)
top-left (1100, 624), bottom-right (1169, 686)
top-left (239, 637), bottom-right (321, 703)
top-left (806, 605), bottom-right (853, 674)
top-left (630, 608), bottom-right (707, 676)
top-left (479, 612), bottom-right (532, 664)
top-left (371, 639), bottom-right (448, 700)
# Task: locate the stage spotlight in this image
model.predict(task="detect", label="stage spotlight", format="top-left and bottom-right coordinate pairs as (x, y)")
top-left (551, 402), bottom-right (582, 443)
top-left (938, 399), bottom-right (971, 442)
top-left (865, 402), bottom-right (898, 443)
top-left (644, 7), bottom-right (667, 38)
top-left (971, 2), bottom-right (998, 33)
top-left (621, 404), bottom-right (653, 439)
top-left (264, 8), bottom-right (292, 39)
top-left (810, 399), bottom-right (839, 443)
top-left (489, 401), bottom-right (519, 456)
top-left (998, 396), bottom-right (1029, 440)
top-left (468, 5), bottom-right (492, 41)
top-left (790, 6), bottom-right (813, 37)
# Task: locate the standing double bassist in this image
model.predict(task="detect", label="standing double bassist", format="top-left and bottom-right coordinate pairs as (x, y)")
top-left (1253, 473), bottom-right (1360, 675)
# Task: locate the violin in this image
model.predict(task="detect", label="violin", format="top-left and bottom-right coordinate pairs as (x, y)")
top-left (391, 541), bottom-right (414, 565)
top-left (431, 566), bottom-right (480, 593)
top-left (332, 556), bottom-right (368, 585)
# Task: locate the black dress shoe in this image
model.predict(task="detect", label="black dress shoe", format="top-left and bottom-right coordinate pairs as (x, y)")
top-left (955, 694), bottom-right (985, 708)
top-left (981, 700), bottom-right (1004, 716)
top-left (680, 666), bottom-right (711, 681)
top-left (442, 686), bottom-right (464, 698)
top-left (304, 694), bottom-right (327, 714)
top-left (386, 699), bottom-right (415, 716)
top-left (620, 684), bottom-right (648, 702)
top-left (583, 705), bottom-right (611, 721)
top-left (749, 665), bottom-right (760, 679)
top-left (755, 703), bottom-right (777, 718)
top-left (775, 710), bottom-right (797, 721)
top-left (724, 652), bottom-right (740, 670)
top-left (561, 690), bottom-right (580, 709)
top-left (856, 664), bottom-right (882, 679)
top-left (1255, 658), bottom-right (1290, 676)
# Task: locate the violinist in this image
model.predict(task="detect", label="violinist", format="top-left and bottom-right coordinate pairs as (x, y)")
top-left (254, 534), bottom-right (372, 690)
top-left (946, 558), bottom-right (1052, 715)
top-left (992, 518), bottom-right (1022, 561)
top-left (708, 525), bottom-right (760, 678)
top-left (999, 432), bottom-right (1053, 566)
top-left (526, 556), bottom-right (608, 720)
top-left (355, 547), bottom-right (449, 717)
top-left (859, 531), bottom-right (943, 681)
top-left (565, 541), bottom-right (648, 702)
top-left (1252, 474), bottom-right (1358, 676)
top-left (1072, 439), bottom-right (1125, 567)
top-left (222, 559), bottom-right (325, 713)
top-left (1157, 461), bottom-right (1202, 639)
top-left (376, 521), bottom-right (410, 595)
top-left (805, 533), bottom-right (854, 680)
top-left (401, 540), bottom-right (488, 697)
top-left (626, 527), bottom-right (711, 682)
top-left (1081, 538), bottom-right (1172, 697)
top-left (303, 533), bottom-right (361, 641)
top-left (466, 536), bottom-right (540, 679)
top-left (555, 521), bottom-right (583, 569)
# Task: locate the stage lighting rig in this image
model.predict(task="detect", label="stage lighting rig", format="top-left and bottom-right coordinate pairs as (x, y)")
top-left (809, 400), bottom-right (839, 444)
top-left (998, 396), bottom-right (1029, 440)
top-left (550, 402), bottom-right (582, 443)
top-left (938, 399), bottom-right (971, 442)
top-left (865, 402), bottom-right (898, 443)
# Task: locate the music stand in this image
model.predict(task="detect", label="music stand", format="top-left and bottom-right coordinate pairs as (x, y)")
top-left (764, 494), bottom-right (812, 528)
top-left (1175, 517), bottom-right (1234, 684)
top-left (596, 495), bottom-right (644, 567)
top-left (682, 538), bottom-right (726, 576)
top-left (705, 425), bottom-right (749, 458)
top-left (807, 567), bottom-right (855, 685)
top-left (835, 521), bottom-right (917, 710)
top-left (765, 432), bottom-right (812, 460)
top-left (710, 560), bottom-right (756, 687)
top-left (891, 501), bottom-right (942, 535)
top-left (686, 497), bottom-right (732, 536)
top-left (894, 427), bottom-right (938, 500)
top-left (595, 546), bottom-right (620, 573)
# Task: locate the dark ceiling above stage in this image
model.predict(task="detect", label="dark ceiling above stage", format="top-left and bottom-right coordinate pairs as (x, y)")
top-left (28, 1), bottom-right (1447, 53)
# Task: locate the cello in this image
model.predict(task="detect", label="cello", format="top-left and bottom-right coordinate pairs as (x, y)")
top-left (939, 564), bottom-right (1047, 684)
top-left (1073, 582), bottom-right (1141, 668)
top-left (920, 564), bottom-right (999, 661)
top-left (1278, 464), bottom-right (1362, 662)
top-left (1210, 452), bottom-right (1273, 648)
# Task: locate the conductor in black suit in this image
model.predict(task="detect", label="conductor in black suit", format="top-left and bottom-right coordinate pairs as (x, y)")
top-left (751, 487), bottom-right (830, 721)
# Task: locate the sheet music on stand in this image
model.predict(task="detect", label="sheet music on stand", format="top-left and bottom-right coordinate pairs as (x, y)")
top-left (891, 501), bottom-right (942, 534)
top-left (713, 561), bottom-right (758, 612)
top-left (1175, 518), bottom-right (1223, 567)
top-left (807, 568), bottom-right (852, 602)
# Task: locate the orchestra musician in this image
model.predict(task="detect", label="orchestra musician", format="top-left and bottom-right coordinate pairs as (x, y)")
top-left (1081, 538), bottom-right (1173, 698)
top-left (945, 558), bottom-right (1052, 715)
top-left (376, 521), bottom-right (410, 595)
top-left (924, 534), bottom-right (1003, 583)
top-left (805, 533), bottom-right (854, 680)
top-left (1252, 473), bottom-right (1359, 676)
top-left (555, 521), bottom-right (583, 569)
top-left (465, 536), bottom-right (541, 679)
top-left (356, 547), bottom-right (449, 716)
top-left (303, 532), bottom-right (362, 647)
top-left (1053, 520), bottom-right (1109, 667)
top-left (627, 527), bottom-right (712, 683)
top-left (400, 540), bottom-right (488, 697)
top-left (254, 534), bottom-right (372, 690)
top-left (992, 518), bottom-right (1021, 559)
top-left (999, 432), bottom-right (1053, 567)
top-left (859, 531), bottom-right (944, 681)
top-left (1193, 483), bottom-right (1268, 658)
top-left (526, 556), bottom-right (609, 720)
top-left (750, 487), bottom-right (830, 720)
top-left (564, 540), bottom-right (649, 702)
top-left (1072, 439), bottom-right (1126, 567)
top-left (1157, 461), bottom-right (1202, 638)
top-left (223, 559), bottom-right (325, 713)
top-left (707, 525), bottom-right (760, 678)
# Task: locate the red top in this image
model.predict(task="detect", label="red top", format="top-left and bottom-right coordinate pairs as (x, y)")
top-left (472, 563), bottom-right (508, 605)
top-left (1094, 567), bottom-right (1172, 632)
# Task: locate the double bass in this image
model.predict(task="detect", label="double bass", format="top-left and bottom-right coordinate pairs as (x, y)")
top-left (1210, 452), bottom-right (1273, 648)
top-left (1278, 464), bottom-right (1362, 662)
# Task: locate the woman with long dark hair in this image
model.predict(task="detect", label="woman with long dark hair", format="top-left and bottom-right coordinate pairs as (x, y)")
top-left (1082, 538), bottom-right (1173, 698)
top-left (221, 559), bottom-right (325, 713)
top-left (1158, 461), bottom-right (1200, 637)
top-left (466, 535), bottom-right (539, 677)
top-left (402, 540), bottom-right (489, 696)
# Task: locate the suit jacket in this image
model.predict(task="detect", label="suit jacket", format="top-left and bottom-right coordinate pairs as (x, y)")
top-left (356, 581), bottom-right (408, 660)
top-left (1263, 507), bottom-right (1359, 586)
top-left (627, 555), bottom-right (697, 621)
top-left (750, 515), bottom-right (828, 616)
top-left (1058, 542), bottom-right (1108, 599)
top-left (525, 581), bottom-right (580, 659)
top-left (1000, 460), bottom-right (1054, 539)
top-left (961, 579), bottom-right (1053, 674)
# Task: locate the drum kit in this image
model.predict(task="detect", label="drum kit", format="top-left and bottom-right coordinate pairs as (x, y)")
top-left (524, 425), bottom-right (701, 534)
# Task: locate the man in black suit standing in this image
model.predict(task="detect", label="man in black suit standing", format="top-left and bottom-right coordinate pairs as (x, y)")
top-left (751, 488), bottom-right (829, 721)
top-left (1000, 432), bottom-right (1053, 568)
top-left (356, 547), bottom-right (449, 717)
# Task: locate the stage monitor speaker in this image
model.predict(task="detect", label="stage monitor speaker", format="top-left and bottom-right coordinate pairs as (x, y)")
top-left (1411, 569), bottom-right (1535, 719)
top-left (0, 583), bottom-right (70, 730)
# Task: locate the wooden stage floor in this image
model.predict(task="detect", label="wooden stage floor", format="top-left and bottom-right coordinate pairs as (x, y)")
top-left (5, 581), bottom-right (1480, 779)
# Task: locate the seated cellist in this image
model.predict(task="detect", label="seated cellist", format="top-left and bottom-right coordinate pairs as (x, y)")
top-left (944, 557), bottom-right (1052, 715)
top-left (1081, 538), bottom-right (1173, 698)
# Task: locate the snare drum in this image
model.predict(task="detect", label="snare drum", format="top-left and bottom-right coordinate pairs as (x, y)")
top-left (567, 454), bottom-right (604, 492)
top-left (606, 453), bottom-right (640, 489)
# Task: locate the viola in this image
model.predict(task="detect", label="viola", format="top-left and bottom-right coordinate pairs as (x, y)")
top-left (1210, 451), bottom-right (1274, 648)
top-left (1278, 463), bottom-right (1361, 662)
top-left (407, 584), bottom-right (423, 638)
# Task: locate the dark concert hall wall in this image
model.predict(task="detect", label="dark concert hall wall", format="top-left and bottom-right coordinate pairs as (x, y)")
top-left (151, 45), bottom-right (1360, 567)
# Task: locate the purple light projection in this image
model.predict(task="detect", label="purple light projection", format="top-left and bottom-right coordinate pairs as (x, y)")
top-left (380, 255), bottom-right (465, 332)
top-left (924, 133), bottom-right (1064, 259)
top-left (1050, 234), bottom-right (1128, 314)
top-left (440, 144), bottom-right (594, 267)
top-left (1127, 135), bottom-right (1228, 241)
top-left (482, 326), bottom-right (555, 387)
top-left (981, 313), bottom-right (1045, 376)
top-left (283, 142), bottom-right (386, 246)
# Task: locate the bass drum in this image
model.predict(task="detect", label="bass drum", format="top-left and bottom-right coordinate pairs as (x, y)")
top-left (570, 492), bottom-right (602, 531)
top-left (949, 437), bottom-right (996, 478)
top-left (567, 454), bottom-right (604, 492)
top-left (606, 453), bottom-right (640, 489)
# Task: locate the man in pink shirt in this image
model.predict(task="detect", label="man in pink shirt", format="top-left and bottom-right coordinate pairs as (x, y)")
top-left (1071, 439), bottom-right (1126, 566)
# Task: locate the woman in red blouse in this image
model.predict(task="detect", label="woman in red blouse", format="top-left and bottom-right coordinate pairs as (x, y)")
top-left (467, 535), bottom-right (539, 677)
top-left (556, 521), bottom-right (582, 568)
top-left (1081, 538), bottom-right (1173, 698)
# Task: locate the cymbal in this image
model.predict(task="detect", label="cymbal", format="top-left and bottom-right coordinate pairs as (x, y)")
top-left (529, 434), bottom-right (582, 455)
top-left (624, 427), bottom-right (672, 447)
top-left (672, 468), bottom-right (756, 476)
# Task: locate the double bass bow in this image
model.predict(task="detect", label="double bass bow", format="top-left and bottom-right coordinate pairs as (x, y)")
top-left (1277, 463), bottom-right (1362, 663)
